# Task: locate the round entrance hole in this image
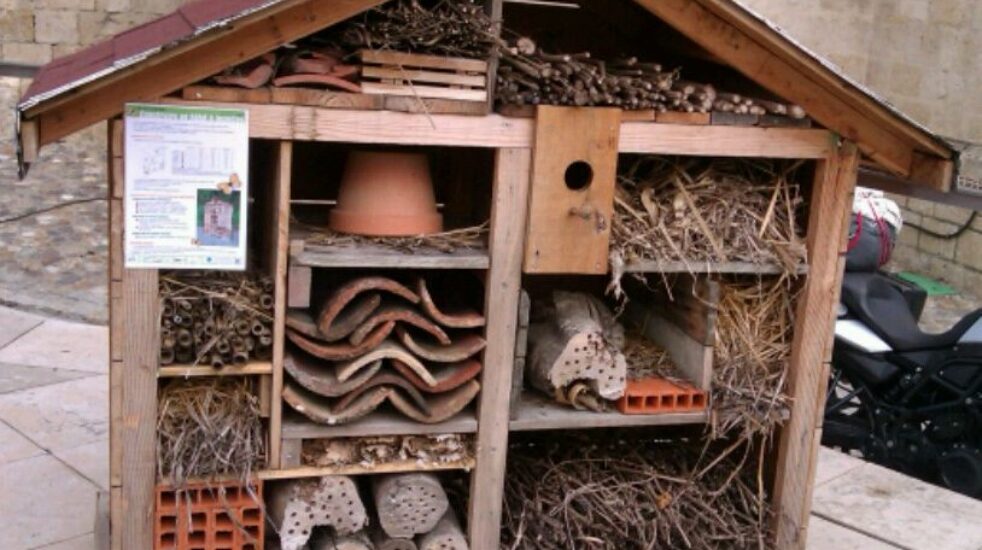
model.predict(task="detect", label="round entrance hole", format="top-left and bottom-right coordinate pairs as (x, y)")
top-left (564, 160), bottom-right (594, 190)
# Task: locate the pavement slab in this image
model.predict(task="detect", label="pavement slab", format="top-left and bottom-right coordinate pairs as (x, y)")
top-left (0, 362), bottom-right (94, 395)
top-left (0, 320), bottom-right (108, 374)
top-left (813, 447), bottom-right (866, 486)
top-left (36, 532), bottom-right (97, 550)
top-left (55, 438), bottom-right (109, 491)
top-left (0, 420), bottom-right (43, 464)
top-left (0, 454), bottom-right (98, 550)
top-left (0, 306), bottom-right (44, 349)
top-left (813, 457), bottom-right (982, 550)
top-left (807, 516), bottom-right (899, 549)
top-left (0, 375), bottom-right (107, 453)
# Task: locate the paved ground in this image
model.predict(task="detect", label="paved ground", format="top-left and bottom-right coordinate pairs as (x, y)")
top-left (0, 305), bottom-right (981, 549)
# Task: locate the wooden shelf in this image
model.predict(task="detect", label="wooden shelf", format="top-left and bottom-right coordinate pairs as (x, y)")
top-left (281, 409), bottom-right (478, 439)
top-left (258, 457), bottom-right (475, 480)
top-left (157, 361), bottom-right (273, 378)
top-left (509, 392), bottom-right (708, 432)
top-left (290, 226), bottom-right (489, 270)
top-left (623, 259), bottom-right (808, 275)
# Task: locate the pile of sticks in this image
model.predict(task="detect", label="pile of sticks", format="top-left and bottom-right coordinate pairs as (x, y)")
top-left (156, 378), bottom-right (266, 485)
top-left (711, 277), bottom-right (798, 439)
top-left (302, 434), bottom-right (475, 468)
top-left (611, 157), bottom-right (808, 274)
top-left (503, 433), bottom-right (770, 550)
top-left (159, 272), bottom-right (275, 368)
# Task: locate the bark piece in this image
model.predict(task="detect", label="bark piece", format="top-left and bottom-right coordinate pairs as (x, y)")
top-left (391, 359), bottom-right (483, 393)
top-left (373, 473), bottom-right (449, 538)
top-left (416, 508), bottom-right (468, 550)
top-left (273, 73), bottom-right (363, 93)
top-left (284, 346), bottom-right (383, 397)
top-left (335, 373), bottom-right (432, 416)
top-left (283, 381), bottom-right (389, 425)
top-left (417, 278), bottom-right (485, 328)
top-left (396, 326), bottom-right (486, 363)
top-left (318, 277), bottom-right (420, 339)
top-left (350, 304), bottom-right (450, 346)
top-left (336, 340), bottom-right (438, 387)
top-left (527, 291), bottom-right (627, 400)
top-left (371, 525), bottom-right (418, 550)
top-left (389, 380), bottom-right (480, 424)
top-left (268, 476), bottom-right (368, 550)
top-left (287, 321), bottom-right (395, 361)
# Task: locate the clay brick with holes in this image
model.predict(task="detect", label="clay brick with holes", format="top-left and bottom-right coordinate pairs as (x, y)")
top-left (155, 480), bottom-right (264, 550)
top-left (616, 378), bottom-right (707, 415)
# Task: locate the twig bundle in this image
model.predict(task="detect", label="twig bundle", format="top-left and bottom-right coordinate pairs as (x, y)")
top-left (302, 221), bottom-right (490, 253)
top-left (338, 0), bottom-right (498, 58)
top-left (156, 378), bottom-right (266, 486)
top-left (503, 434), bottom-right (771, 550)
top-left (302, 434), bottom-right (475, 468)
top-left (711, 277), bottom-right (798, 439)
top-left (159, 272), bottom-right (274, 368)
top-left (611, 157), bottom-right (807, 274)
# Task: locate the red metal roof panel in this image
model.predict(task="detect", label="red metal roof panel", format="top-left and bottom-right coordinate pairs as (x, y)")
top-left (112, 12), bottom-right (195, 61)
top-left (178, 0), bottom-right (272, 29)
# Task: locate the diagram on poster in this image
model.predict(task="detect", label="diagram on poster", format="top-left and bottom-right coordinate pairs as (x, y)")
top-left (124, 103), bottom-right (249, 269)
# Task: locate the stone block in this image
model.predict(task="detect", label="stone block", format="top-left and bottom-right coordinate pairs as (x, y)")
top-left (900, 209), bottom-right (922, 227)
top-left (919, 216), bottom-right (958, 235)
top-left (78, 10), bottom-right (152, 46)
top-left (897, 227), bottom-right (918, 247)
top-left (929, 0), bottom-right (967, 26)
top-left (919, 233), bottom-right (957, 259)
top-left (905, 198), bottom-right (934, 216)
top-left (36, 0), bottom-right (95, 9)
top-left (934, 203), bottom-right (973, 224)
top-left (95, 0), bottom-right (130, 12)
top-left (0, 9), bottom-right (34, 42)
top-left (34, 9), bottom-right (78, 45)
top-left (2, 42), bottom-right (53, 64)
top-left (955, 230), bottom-right (982, 270)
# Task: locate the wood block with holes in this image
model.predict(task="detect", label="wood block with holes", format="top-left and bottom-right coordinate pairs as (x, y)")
top-left (524, 106), bottom-right (621, 274)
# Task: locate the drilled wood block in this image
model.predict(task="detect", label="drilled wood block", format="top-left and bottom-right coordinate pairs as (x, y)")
top-left (373, 473), bottom-right (449, 538)
top-left (268, 476), bottom-right (367, 550)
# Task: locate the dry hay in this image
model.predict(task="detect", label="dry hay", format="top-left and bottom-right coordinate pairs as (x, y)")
top-left (503, 433), bottom-right (771, 550)
top-left (156, 377), bottom-right (266, 486)
top-left (301, 221), bottom-right (489, 254)
top-left (611, 157), bottom-right (807, 275)
top-left (711, 276), bottom-right (798, 440)
top-left (622, 333), bottom-right (680, 381)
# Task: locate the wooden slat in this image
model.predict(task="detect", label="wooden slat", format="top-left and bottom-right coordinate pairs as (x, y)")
top-left (281, 411), bottom-right (478, 439)
top-left (361, 49), bottom-right (488, 73)
top-left (655, 111), bottom-right (711, 125)
top-left (624, 259), bottom-right (808, 274)
top-left (468, 148), bottom-right (532, 550)
top-left (619, 122), bottom-right (834, 158)
top-left (269, 141), bottom-right (293, 469)
top-left (510, 392), bottom-right (708, 431)
top-left (182, 85), bottom-right (272, 104)
top-left (119, 269), bottom-right (159, 549)
top-left (20, 120), bottom-right (38, 163)
top-left (291, 241), bottom-right (490, 270)
top-left (909, 152), bottom-right (954, 192)
top-left (271, 87), bottom-right (384, 109)
top-left (30, 0), bottom-right (386, 146)
top-left (287, 265), bottom-right (312, 309)
top-left (360, 82), bottom-right (488, 102)
top-left (524, 106), bottom-right (622, 273)
top-left (157, 361), bottom-right (273, 377)
top-left (259, 457), bottom-right (475, 480)
top-left (646, 276), bottom-right (719, 346)
top-left (279, 438), bottom-right (302, 469)
top-left (629, 308), bottom-right (713, 391)
top-left (362, 66), bottom-right (487, 87)
top-left (772, 142), bottom-right (859, 549)
top-left (382, 95), bottom-right (489, 116)
top-left (634, 0), bottom-right (949, 182)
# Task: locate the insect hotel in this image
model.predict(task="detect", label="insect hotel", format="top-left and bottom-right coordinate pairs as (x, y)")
top-left (14, 0), bottom-right (969, 549)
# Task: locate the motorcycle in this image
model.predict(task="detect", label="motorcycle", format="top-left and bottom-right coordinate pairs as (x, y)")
top-left (823, 271), bottom-right (982, 497)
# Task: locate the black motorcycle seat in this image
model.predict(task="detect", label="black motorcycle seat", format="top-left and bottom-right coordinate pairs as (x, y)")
top-left (841, 272), bottom-right (982, 352)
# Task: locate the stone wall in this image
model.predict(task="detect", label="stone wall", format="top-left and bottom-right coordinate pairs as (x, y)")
top-left (743, 0), bottom-right (982, 288)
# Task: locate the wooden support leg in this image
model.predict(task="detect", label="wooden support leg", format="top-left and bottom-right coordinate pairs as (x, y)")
top-left (467, 148), bottom-right (532, 549)
top-left (771, 142), bottom-right (859, 549)
top-left (270, 140), bottom-right (293, 469)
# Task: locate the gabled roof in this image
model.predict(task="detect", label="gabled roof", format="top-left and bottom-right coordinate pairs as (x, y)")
top-left (15, 0), bottom-right (959, 192)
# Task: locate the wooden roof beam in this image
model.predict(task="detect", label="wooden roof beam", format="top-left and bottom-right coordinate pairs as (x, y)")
top-left (633, 0), bottom-right (954, 190)
top-left (25, 0), bottom-right (384, 149)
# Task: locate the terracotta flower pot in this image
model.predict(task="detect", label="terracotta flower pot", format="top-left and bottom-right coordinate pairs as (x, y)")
top-left (329, 151), bottom-right (443, 236)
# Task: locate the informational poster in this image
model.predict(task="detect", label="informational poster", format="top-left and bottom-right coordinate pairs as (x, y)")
top-left (124, 103), bottom-right (249, 270)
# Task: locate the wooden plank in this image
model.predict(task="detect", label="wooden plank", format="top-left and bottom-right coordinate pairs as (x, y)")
top-left (772, 142), bottom-right (859, 549)
top-left (30, 0), bottom-right (386, 146)
top-left (361, 49), bottom-right (488, 73)
top-left (258, 374), bottom-right (272, 418)
top-left (157, 361), bottom-right (273, 377)
top-left (711, 111), bottom-right (760, 127)
top-left (281, 411), bottom-right (478, 438)
top-left (468, 148), bottom-right (532, 550)
top-left (20, 119), bottom-right (38, 163)
top-left (279, 438), bottom-right (302, 469)
top-left (509, 290), bottom-right (531, 420)
top-left (182, 85), bottom-right (272, 104)
top-left (292, 243), bottom-right (490, 270)
top-left (643, 276), bottom-right (719, 346)
top-left (269, 141), bottom-right (293, 469)
top-left (360, 82), bottom-right (488, 102)
top-left (119, 269), bottom-right (159, 550)
top-left (161, 98), bottom-right (535, 148)
top-left (510, 391), bottom-right (708, 431)
top-left (109, 486), bottom-right (123, 550)
top-left (627, 306), bottom-right (713, 391)
top-left (287, 265), bottom-right (312, 309)
top-left (270, 87), bottom-right (384, 109)
top-left (620, 122), bottom-right (834, 158)
top-left (259, 457), bottom-right (475, 480)
top-left (624, 259), bottom-right (808, 275)
top-left (524, 106), bottom-right (621, 274)
top-left (363, 66), bottom-right (487, 87)
top-left (634, 0), bottom-right (945, 179)
top-left (655, 111), bottom-right (711, 125)
top-left (909, 152), bottom-right (954, 192)
top-left (382, 95), bottom-right (488, 116)
top-left (621, 109), bottom-right (657, 122)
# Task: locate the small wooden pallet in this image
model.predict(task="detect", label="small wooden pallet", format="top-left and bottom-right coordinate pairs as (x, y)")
top-left (359, 49), bottom-right (489, 103)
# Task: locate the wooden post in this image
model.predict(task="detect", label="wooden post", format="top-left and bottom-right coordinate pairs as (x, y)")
top-left (772, 141), bottom-right (859, 549)
top-left (107, 118), bottom-right (124, 550)
top-left (467, 148), bottom-right (531, 549)
top-left (269, 140), bottom-right (293, 469)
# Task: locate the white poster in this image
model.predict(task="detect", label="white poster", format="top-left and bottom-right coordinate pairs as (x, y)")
top-left (124, 103), bottom-right (249, 270)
